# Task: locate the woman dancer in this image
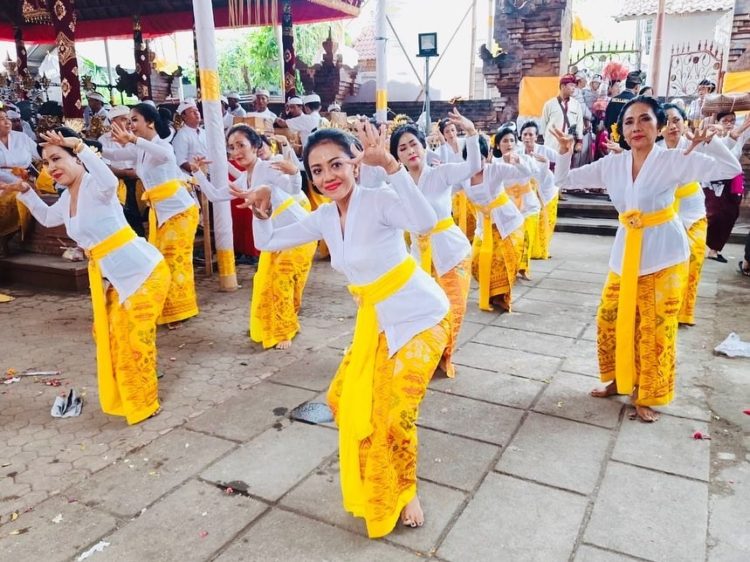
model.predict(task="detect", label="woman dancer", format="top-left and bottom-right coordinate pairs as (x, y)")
top-left (551, 96), bottom-right (741, 421)
top-left (659, 103), bottom-right (708, 326)
top-left (236, 123), bottom-right (449, 537)
top-left (462, 134), bottom-right (530, 311)
top-left (103, 103), bottom-right (199, 327)
top-left (389, 110), bottom-right (482, 377)
top-left (195, 125), bottom-right (315, 350)
top-left (2, 129), bottom-right (169, 424)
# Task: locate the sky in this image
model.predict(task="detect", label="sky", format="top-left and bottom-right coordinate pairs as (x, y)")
top-left (0, 0), bottom-right (637, 100)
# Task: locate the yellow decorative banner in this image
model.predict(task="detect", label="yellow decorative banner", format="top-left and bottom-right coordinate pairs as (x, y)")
top-left (199, 69), bottom-right (221, 102)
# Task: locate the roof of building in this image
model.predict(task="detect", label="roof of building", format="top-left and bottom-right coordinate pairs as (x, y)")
top-left (616, 0), bottom-right (734, 21)
top-left (353, 24), bottom-right (376, 61)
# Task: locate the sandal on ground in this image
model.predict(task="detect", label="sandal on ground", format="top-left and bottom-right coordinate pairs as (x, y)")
top-left (708, 254), bottom-right (728, 263)
top-left (739, 261), bottom-right (750, 277)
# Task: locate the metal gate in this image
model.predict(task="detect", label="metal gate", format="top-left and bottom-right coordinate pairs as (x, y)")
top-left (568, 41), bottom-right (642, 76)
top-left (667, 41), bottom-right (724, 97)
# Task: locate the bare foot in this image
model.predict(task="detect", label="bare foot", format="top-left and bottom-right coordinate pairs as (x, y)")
top-left (275, 340), bottom-right (292, 350)
top-left (629, 405), bottom-right (660, 422)
top-left (590, 381), bottom-right (617, 398)
top-left (401, 495), bottom-right (424, 528)
top-left (517, 270), bottom-right (531, 281)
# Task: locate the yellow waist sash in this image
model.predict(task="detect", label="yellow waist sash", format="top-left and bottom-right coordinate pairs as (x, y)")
top-left (141, 179), bottom-right (183, 244)
top-left (85, 226), bottom-right (138, 409)
top-left (454, 192), bottom-right (468, 234)
top-left (339, 256), bottom-right (418, 516)
top-left (616, 206), bottom-right (677, 394)
top-left (475, 192), bottom-right (511, 311)
top-left (416, 217), bottom-right (455, 273)
top-left (672, 181), bottom-right (700, 213)
top-left (505, 181), bottom-right (532, 210)
top-left (271, 197), bottom-right (295, 218)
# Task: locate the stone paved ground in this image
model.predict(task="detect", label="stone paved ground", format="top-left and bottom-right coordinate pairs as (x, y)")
top-left (1, 232), bottom-right (749, 562)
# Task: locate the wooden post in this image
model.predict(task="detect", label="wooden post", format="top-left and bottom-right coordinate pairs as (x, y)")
top-left (375, 0), bottom-right (388, 123)
top-left (282, 0), bottom-right (297, 97)
top-left (14, 27), bottom-right (28, 81)
top-left (468, 0), bottom-right (477, 99)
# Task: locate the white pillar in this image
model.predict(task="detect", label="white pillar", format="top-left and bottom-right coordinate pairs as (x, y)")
top-left (192, 0), bottom-right (238, 291)
top-left (375, 0), bottom-right (388, 123)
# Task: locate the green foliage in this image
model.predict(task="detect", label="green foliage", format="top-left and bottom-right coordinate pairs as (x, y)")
top-left (216, 23), bottom-right (331, 95)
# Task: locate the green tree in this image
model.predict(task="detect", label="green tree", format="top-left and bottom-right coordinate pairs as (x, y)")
top-left (216, 23), bottom-right (331, 95)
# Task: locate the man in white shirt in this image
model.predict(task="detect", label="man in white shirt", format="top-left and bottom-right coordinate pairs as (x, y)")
top-left (6, 110), bottom-right (35, 141)
top-left (83, 91), bottom-right (109, 129)
top-left (171, 99), bottom-right (207, 174)
top-left (687, 79), bottom-right (716, 123)
top-left (275, 95), bottom-right (320, 146)
top-left (540, 74), bottom-right (584, 154)
top-left (221, 96), bottom-right (235, 134)
top-left (226, 93), bottom-right (246, 117)
top-left (247, 88), bottom-right (277, 120)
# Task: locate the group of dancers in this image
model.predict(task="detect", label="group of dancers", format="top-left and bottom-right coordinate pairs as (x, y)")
top-left (0, 93), bottom-right (743, 538)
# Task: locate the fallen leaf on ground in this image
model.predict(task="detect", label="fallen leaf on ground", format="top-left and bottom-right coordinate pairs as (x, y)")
top-left (9, 528), bottom-right (29, 535)
top-left (225, 487), bottom-right (234, 495)
top-left (743, 409), bottom-right (750, 416)
top-left (199, 530), bottom-right (209, 538)
top-left (52, 513), bottom-right (63, 524)
top-left (10, 512), bottom-right (18, 522)
top-left (693, 431), bottom-right (711, 440)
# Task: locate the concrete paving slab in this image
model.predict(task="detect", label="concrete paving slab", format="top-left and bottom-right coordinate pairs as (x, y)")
top-left (491, 310), bottom-right (590, 339)
top-left (547, 268), bottom-right (608, 285)
top-left (585, 463), bottom-right (708, 562)
top-left (559, 340), bottom-right (601, 377)
top-left (523, 287), bottom-right (601, 308)
top-left (281, 456), bottom-right (464, 555)
top-left (429, 367), bottom-right (544, 410)
top-left (497, 412), bottom-right (612, 494)
top-left (453, 341), bottom-right (561, 381)
top-left (456, 320), bottom-right (487, 347)
top-left (463, 303), bottom-right (501, 325)
top-left (708, 462), bottom-right (750, 562)
top-left (418, 427), bottom-right (499, 491)
top-left (186, 382), bottom-right (317, 442)
top-left (533, 372), bottom-right (624, 428)
top-left (473, 325), bottom-right (575, 357)
top-left (575, 545), bottom-right (643, 561)
top-left (0, 494), bottom-right (117, 562)
top-left (201, 421), bottom-right (337, 501)
top-left (536, 277), bottom-right (605, 295)
top-left (438, 473), bottom-right (587, 562)
top-left (102, 479), bottom-right (266, 561)
top-left (71, 428), bottom-right (235, 517)
top-left (215, 509), bottom-right (421, 561)
top-left (612, 415), bottom-right (710, 481)
top-left (270, 348), bottom-right (343, 392)
top-left (510, 297), bottom-right (597, 320)
top-left (419, 390), bottom-right (525, 446)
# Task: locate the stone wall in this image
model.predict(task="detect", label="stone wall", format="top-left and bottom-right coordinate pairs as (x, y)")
top-left (482, 0), bottom-right (571, 123)
top-left (729, 0), bottom-right (750, 70)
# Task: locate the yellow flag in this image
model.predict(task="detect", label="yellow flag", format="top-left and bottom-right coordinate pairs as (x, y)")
top-left (572, 15), bottom-right (593, 41)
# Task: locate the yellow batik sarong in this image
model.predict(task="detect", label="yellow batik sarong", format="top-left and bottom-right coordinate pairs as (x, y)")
top-left (472, 225), bottom-right (523, 312)
top-left (104, 260), bottom-right (170, 425)
top-left (518, 213), bottom-right (539, 276)
top-left (452, 192), bottom-right (476, 241)
top-left (0, 167), bottom-right (32, 239)
top-left (250, 198), bottom-right (316, 348)
top-left (435, 257), bottom-right (471, 378)
top-left (328, 317), bottom-right (449, 539)
top-left (597, 261), bottom-right (687, 406)
top-left (249, 241), bottom-right (317, 348)
top-left (154, 206), bottom-right (200, 324)
top-left (678, 217), bottom-right (707, 325)
top-left (532, 195), bottom-right (558, 260)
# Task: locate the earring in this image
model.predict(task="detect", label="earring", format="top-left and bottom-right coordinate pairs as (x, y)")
top-left (148, 123), bottom-right (154, 129)
top-left (75, 157), bottom-right (82, 165)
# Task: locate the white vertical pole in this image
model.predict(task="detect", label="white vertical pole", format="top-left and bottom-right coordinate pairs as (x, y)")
top-left (375, 0), bottom-right (388, 123)
top-left (276, 23), bottom-right (285, 98)
top-left (468, 0), bottom-right (477, 99)
top-left (192, 0), bottom-right (238, 291)
top-left (103, 38), bottom-right (114, 104)
top-left (485, 0), bottom-right (494, 98)
top-left (425, 57), bottom-right (431, 132)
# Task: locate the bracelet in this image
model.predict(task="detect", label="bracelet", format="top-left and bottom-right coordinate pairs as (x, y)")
top-left (73, 140), bottom-right (85, 154)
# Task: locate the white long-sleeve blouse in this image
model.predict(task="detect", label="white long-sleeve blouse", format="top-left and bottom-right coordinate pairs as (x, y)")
top-left (462, 160), bottom-right (529, 239)
top-left (17, 147), bottom-right (163, 303)
top-left (102, 136), bottom-right (195, 226)
top-left (0, 130), bottom-right (38, 169)
top-left (253, 167), bottom-right (450, 356)
top-left (656, 137), bottom-right (706, 229)
top-left (555, 140), bottom-right (741, 275)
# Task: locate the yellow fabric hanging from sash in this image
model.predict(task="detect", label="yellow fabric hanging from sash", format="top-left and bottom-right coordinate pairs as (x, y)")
top-left (141, 179), bottom-right (183, 244)
top-left (475, 192), bottom-right (510, 311)
top-left (416, 217), bottom-right (455, 272)
top-left (339, 256), bottom-right (417, 518)
top-left (673, 181), bottom-right (700, 213)
top-left (85, 226), bottom-right (137, 415)
top-left (452, 192), bottom-right (468, 234)
top-left (615, 206), bottom-right (677, 395)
